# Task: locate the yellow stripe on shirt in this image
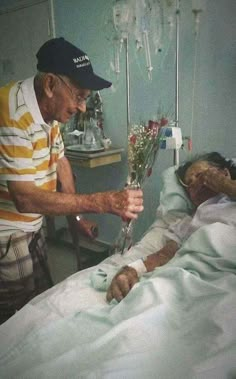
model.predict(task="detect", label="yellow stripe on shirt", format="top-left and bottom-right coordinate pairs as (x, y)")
top-left (0, 79), bottom-right (64, 232)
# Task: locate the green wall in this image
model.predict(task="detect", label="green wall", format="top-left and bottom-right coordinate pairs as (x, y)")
top-left (53, 0), bottom-right (236, 244)
top-left (1, 0), bottom-right (235, 244)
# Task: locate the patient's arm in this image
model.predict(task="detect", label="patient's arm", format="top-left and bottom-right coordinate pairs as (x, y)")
top-left (142, 240), bottom-right (178, 271)
top-left (106, 240), bottom-right (178, 302)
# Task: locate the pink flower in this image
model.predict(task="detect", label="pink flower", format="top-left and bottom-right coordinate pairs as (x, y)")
top-left (148, 120), bottom-right (160, 137)
top-left (148, 120), bottom-right (160, 129)
top-left (160, 117), bottom-right (168, 126)
top-left (130, 135), bottom-right (137, 144)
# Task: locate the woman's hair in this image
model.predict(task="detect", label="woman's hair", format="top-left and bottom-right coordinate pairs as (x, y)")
top-left (176, 152), bottom-right (236, 185)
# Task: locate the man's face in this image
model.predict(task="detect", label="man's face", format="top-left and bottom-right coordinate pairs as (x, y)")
top-left (184, 161), bottom-right (217, 207)
top-left (49, 74), bottom-right (91, 123)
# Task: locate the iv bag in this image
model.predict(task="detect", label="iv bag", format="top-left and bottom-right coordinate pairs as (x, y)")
top-left (113, 1), bottom-right (131, 36)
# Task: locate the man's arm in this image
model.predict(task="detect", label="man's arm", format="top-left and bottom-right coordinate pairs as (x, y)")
top-left (57, 156), bottom-right (98, 239)
top-left (7, 158), bottom-right (143, 219)
top-left (56, 156), bottom-right (76, 194)
top-left (106, 240), bottom-right (178, 302)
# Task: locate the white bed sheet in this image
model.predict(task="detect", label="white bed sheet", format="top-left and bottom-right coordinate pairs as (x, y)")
top-left (0, 220), bottom-right (235, 379)
top-left (0, 166), bottom-right (235, 379)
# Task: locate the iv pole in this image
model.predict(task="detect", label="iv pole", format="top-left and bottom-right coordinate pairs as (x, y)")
top-left (125, 36), bottom-right (131, 135)
top-left (119, 1), bottom-right (179, 160)
top-left (173, 0), bottom-right (180, 166)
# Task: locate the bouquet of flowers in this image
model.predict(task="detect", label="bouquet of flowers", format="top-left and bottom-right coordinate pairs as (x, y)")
top-left (110, 116), bottom-right (168, 255)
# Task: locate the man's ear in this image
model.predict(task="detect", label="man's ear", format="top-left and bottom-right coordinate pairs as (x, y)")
top-left (43, 73), bottom-right (57, 98)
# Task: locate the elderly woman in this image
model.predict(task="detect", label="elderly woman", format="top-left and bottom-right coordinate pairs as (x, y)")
top-left (107, 152), bottom-right (236, 302)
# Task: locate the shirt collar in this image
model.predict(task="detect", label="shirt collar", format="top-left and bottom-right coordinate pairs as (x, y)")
top-left (21, 76), bottom-right (51, 130)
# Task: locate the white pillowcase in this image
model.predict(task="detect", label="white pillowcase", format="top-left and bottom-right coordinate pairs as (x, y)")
top-left (158, 166), bottom-right (194, 218)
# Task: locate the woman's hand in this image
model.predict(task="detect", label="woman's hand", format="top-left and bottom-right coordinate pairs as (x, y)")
top-left (200, 167), bottom-right (233, 196)
top-left (187, 167), bottom-right (233, 206)
top-left (106, 266), bottom-right (139, 302)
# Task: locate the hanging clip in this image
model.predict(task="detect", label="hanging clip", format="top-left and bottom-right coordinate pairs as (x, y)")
top-left (182, 136), bottom-right (193, 151)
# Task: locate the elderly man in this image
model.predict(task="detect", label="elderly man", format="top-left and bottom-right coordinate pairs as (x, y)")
top-left (0, 37), bottom-right (143, 323)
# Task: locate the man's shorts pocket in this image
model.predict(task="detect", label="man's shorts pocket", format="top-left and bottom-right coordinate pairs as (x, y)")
top-left (0, 232), bottom-right (33, 281)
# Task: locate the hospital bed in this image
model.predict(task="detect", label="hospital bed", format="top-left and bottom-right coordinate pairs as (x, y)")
top-left (0, 166), bottom-right (235, 379)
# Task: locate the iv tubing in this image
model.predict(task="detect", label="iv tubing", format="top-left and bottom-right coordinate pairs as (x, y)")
top-left (174, 0), bottom-right (180, 166)
top-left (115, 41), bottom-right (120, 74)
top-left (143, 30), bottom-right (153, 80)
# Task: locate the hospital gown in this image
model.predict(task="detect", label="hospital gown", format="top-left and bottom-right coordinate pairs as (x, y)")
top-left (165, 194), bottom-right (236, 246)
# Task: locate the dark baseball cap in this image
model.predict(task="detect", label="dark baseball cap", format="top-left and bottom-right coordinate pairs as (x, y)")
top-left (36, 37), bottom-right (112, 90)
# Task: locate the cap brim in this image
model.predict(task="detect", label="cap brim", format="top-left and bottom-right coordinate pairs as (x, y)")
top-left (72, 73), bottom-right (112, 90)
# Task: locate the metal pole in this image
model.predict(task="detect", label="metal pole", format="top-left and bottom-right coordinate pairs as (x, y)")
top-left (49, 0), bottom-right (56, 37)
top-left (125, 36), bottom-right (131, 139)
top-left (174, 0), bottom-right (180, 166)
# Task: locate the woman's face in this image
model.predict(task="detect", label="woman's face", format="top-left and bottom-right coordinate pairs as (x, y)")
top-left (184, 161), bottom-right (218, 207)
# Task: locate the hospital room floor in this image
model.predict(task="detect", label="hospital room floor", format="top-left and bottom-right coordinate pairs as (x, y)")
top-left (47, 240), bottom-right (109, 284)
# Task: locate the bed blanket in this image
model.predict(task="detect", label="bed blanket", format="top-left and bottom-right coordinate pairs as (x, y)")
top-left (0, 221), bottom-right (235, 379)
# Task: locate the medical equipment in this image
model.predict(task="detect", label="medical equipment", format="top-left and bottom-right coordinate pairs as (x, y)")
top-left (111, 1), bottom-right (181, 163)
top-left (112, 0), bottom-right (164, 81)
top-left (160, 125), bottom-right (183, 150)
top-left (173, 0), bottom-right (180, 165)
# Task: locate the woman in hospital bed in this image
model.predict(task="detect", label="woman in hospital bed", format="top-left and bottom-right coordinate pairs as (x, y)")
top-left (0, 151), bottom-right (236, 379)
top-left (107, 151), bottom-right (236, 302)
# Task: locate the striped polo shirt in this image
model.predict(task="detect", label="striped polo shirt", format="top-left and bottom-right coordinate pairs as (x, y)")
top-left (0, 77), bottom-right (64, 235)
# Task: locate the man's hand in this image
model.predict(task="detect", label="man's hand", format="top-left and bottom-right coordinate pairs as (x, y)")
top-left (107, 189), bottom-right (144, 220)
top-left (106, 266), bottom-right (139, 302)
top-left (77, 218), bottom-right (98, 239)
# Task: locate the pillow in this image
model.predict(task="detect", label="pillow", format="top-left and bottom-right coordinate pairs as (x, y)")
top-left (158, 166), bottom-right (194, 217)
top-left (158, 157), bottom-right (236, 217)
